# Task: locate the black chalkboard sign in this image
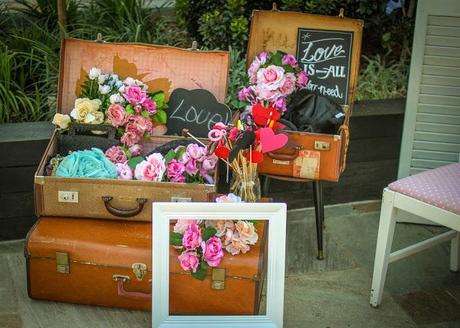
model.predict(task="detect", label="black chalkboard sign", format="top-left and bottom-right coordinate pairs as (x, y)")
top-left (166, 88), bottom-right (233, 137)
top-left (296, 28), bottom-right (353, 105)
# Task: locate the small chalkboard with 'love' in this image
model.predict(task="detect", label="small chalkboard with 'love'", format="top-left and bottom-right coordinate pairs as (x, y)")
top-left (296, 28), bottom-right (353, 105)
top-left (166, 88), bottom-right (233, 137)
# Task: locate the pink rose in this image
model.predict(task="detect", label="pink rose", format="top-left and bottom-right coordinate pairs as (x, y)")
top-left (248, 61), bottom-right (261, 84)
top-left (202, 155), bottom-right (218, 171)
top-left (238, 87), bottom-right (254, 102)
top-left (201, 236), bottom-right (224, 267)
top-left (105, 146), bottom-right (127, 164)
top-left (257, 51), bottom-right (269, 64)
top-left (235, 221), bottom-right (258, 245)
top-left (186, 143), bottom-right (207, 161)
top-left (134, 104), bottom-right (142, 113)
top-left (255, 85), bottom-right (280, 102)
top-left (184, 158), bottom-right (198, 175)
top-left (174, 219), bottom-right (202, 234)
top-left (282, 54), bottom-right (298, 67)
top-left (115, 162), bottom-right (133, 180)
top-left (121, 131), bottom-right (141, 146)
top-left (274, 97), bottom-right (287, 113)
top-left (178, 252), bottom-right (200, 272)
top-left (170, 175), bottom-right (186, 183)
top-left (296, 70), bottom-right (308, 87)
top-left (134, 153), bottom-right (165, 182)
top-left (225, 237), bottom-right (250, 255)
top-left (107, 104), bottom-right (126, 127)
top-left (215, 193), bottom-right (242, 203)
top-left (134, 116), bottom-right (153, 135)
top-left (142, 98), bottom-right (157, 114)
top-left (182, 223), bottom-right (202, 250)
top-left (166, 159), bottom-right (185, 180)
top-left (200, 169), bottom-right (214, 184)
top-left (279, 73), bottom-right (296, 96)
top-left (129, 144), bottom-right (143, 157)
top-left (257, 65), bottom-right (286, 91)
top-left (123, 85), bottom-right (147, 104)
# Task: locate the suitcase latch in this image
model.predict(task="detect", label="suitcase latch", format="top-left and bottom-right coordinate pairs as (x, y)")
top-left (56, 252), bottom-right (70, 274)
top-left (132, 263), bottom-right (148, 281)
top-left (314, 141), bottom-right (330, 151)
top-left (211, 268), bottom-right (226, 290)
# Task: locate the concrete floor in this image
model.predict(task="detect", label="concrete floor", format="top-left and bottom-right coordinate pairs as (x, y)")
top-left (0, 201), bottom-right (459, 328)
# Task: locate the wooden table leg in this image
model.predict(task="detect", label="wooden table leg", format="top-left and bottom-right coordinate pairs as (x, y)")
top-left (262, 176), bottom-right (271, 197)
top-left (313, 181), bottom-right (324, 260)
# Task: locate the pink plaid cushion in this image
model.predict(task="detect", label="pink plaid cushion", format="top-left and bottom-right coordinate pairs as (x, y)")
top-left (389, 163), bottom-right (460, 215)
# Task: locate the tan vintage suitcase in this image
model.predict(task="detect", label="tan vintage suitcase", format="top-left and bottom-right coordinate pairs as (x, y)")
top-left (26, 216), bottom-right (266, 314)
top-left (249, 9), bottom-right (363, 182)
top-left (34, 38), bottom-right (230, 221)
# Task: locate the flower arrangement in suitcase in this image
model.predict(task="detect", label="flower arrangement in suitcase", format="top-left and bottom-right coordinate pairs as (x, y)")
top-left (170, 193), bottom-right (259, 280)
top-left (190, 51), bottom-right (308, 201)
top-left (49, 67), bottom-right (217, 185)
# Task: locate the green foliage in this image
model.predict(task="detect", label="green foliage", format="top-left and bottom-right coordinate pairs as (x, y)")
top-left (169, 232), bottom-right (183, 246)
top-left (176, 0), bottom-right (275, 51)
top-left (191, 261), bottom-right (208, 280)
top-left (202, 227), bottom-right (217, 241)
top-left (356, 55), bottom-right (409, 101)
top-left (226, 47), bottom-right (247, 108)
top-left (197, 0), bottom-right (248, 50)
top-left (0, 0), bottom-right (190, 123)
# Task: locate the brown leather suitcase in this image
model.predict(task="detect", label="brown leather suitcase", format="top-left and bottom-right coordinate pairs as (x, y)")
top-left (25, 216), bottom-right (266, 314)
top-left (248, 9), bottom-right (363, 182)
top-left (34, 38), bottom-right (229, 221)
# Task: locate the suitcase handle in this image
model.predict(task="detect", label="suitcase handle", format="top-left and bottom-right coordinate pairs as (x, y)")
top-left (102, 196), bottom-right (147, 217)
top-left (267, 144), bottom-right (302, 161)
top-left (114, 277), bottom-right (151, 301)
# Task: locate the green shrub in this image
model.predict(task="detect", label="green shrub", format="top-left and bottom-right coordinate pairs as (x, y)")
top-left (356, 55), bottom-right (409, 101)
top-left (0, 0), bottom-right (190, 123)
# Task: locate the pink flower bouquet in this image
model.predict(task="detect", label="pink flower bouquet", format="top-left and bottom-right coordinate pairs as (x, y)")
top-left (52, 67), bottom-right (169, 160)
top-left (170, 194), bottom-right (259, 280)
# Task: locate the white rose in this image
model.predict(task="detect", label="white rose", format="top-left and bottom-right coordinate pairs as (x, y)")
top-left (109, 93), bottom-right (125, 104)
top-left (88, 67), bottom-right (101, 80)
top-left (99, 84), bottom-right (111, 95)
top-left (84, 112), bottom-right (96, 124)
top-left (98, 74), bottom-right (107, 84)
top-left (118, 85), bottom-right (125, 93)
top-left (124, 77), bottom-right (135, 85)
top-left (71, 98), bottom-right (102, 122)
top-left (52, 113), bottom-right (71, 129)
top-left (111, 74), bottom-right (119, 81)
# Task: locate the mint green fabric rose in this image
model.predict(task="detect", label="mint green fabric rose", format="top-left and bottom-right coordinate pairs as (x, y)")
top-left (56, 148), bottom-right (118, 179)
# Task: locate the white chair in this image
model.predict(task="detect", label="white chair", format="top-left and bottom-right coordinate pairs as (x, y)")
top-left (370, 163), bottom-right (460, 307)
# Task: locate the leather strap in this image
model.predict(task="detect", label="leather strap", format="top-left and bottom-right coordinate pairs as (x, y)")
top-left (116, 278), bottom-right (151, 301)
top-left (338, 124), bottom-right (350, 174)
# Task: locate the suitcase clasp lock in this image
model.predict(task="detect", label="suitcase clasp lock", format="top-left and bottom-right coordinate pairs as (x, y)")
top-left (56, 252), bottom-right (70, 274)
top-left (132, 263), bottom-right (148, 281)
top-left (211, 268), bottom-right (226, 290)
top-left (314, 141), bottom-right (330, 151)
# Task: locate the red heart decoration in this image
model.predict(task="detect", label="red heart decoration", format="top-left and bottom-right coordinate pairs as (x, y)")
top-left (246, 150), bottom-right (264, 163)
top-left (259, 127), bottom-right (288, 153)
top-left (215, 145), bottom-right (230, 159)
top-left (252, 103), bottom-right (280, 126)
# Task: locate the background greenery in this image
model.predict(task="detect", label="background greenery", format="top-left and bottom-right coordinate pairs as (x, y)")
top-left (0, 0), bottom-right (413, 123)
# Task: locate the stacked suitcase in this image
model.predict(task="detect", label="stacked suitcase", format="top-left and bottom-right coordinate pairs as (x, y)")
top-left (26, 38), bottom-right (267, 314)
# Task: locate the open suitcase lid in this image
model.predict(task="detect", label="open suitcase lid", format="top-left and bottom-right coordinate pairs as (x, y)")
top-left (246, 9), bottom-right (363, 108)
top-left (57, 38), bottom-right (230, 115)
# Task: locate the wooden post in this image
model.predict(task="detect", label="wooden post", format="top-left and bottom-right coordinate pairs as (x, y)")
top-left (57, 0), bottom-right (66, 39)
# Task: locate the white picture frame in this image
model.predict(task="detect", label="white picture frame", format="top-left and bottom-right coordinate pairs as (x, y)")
top-left (152, 202), bottom-right (287, 328)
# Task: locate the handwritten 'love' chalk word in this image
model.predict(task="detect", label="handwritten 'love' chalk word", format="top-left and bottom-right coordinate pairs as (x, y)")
top-left (296, 28), bottom-right (353, 105)
top-left (166, 88), bottom-right (233, 138)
